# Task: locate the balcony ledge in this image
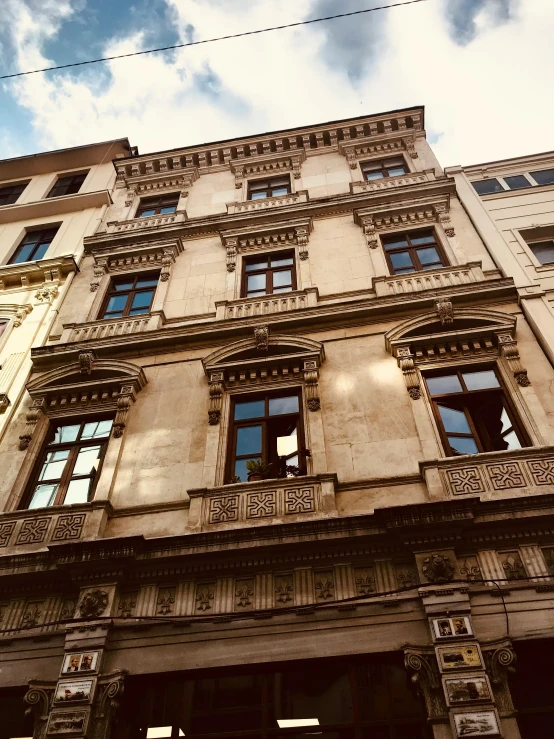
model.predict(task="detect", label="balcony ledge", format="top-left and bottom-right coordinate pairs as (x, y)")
top-left (0, 190), bottom-right (111, 224)
top-left (0, 255), bottom-right (76, 292)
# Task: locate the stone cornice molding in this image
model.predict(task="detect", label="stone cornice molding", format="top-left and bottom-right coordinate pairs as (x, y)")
top-left (230, 150), bottom-right (306, 188)
top-left (0, 256), bottom-right (75, 292)
top-left (116, 164), bottom-right (198, 193)
top-left (452, 150), bottom-right (554, 178)
top-left (0, 302), bottom-right (33, 326)
top-left (220, 216), bottom-right (313, 271)
top-left (338, 131), bottom-right (418, 169)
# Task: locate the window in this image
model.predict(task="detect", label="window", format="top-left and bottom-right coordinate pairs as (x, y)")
top-left (503, 174), bottom-right (531, 190)
top-left (530, 168), bottom-right (554, 186)
top-left (101, 273), bottom-right (159, 319)
top-left (228, 390), bottom-right (304, 482)
top-left (0, 321), bottom-right (7, 338)
top-left (25, 419), bottom-right (113, 509)
top-left (360, 157), bottom-right (408, 181)
top-left (47, 171), bottom-right (88, 198)
top-left (425, 367), bottom-right (527, 456)
top-left (247, 176), bottom-right (291, 200)
top-left (242, 252), bottom-right (296, 298)
top-left (0, 687), bottom-right (34, 739)
top-left (527, 239), bottom-right (554, 266)
top-left (8, 227), bottom-right (59, 264)
top-left (136, 194), bottom-right (179, 217)
top-left (0, 181), bottom-right (29, 206)
top-left (471, 178), bottom-right (504, 195)
top-left (381, 230), bottom-right (447, 275)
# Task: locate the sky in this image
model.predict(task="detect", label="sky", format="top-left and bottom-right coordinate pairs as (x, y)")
top-left (0, 0), bottom-right (552, 168)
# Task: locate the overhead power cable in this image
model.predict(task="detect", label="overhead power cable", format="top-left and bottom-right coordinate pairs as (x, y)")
top-left (0, 0), bottom-right (429, 80)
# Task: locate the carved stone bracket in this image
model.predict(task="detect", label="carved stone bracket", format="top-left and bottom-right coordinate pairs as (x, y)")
top-left (435, 297), bottom-right (453, 326)
top-left (0, 393), bottom-right (9, 413)
top-left (496, 332), bottom-right (531, 386)
top-left (434, 203), bottom-right (455, 237)
top-left (208, 371), bottom-right (224, 426)
top-left (160, 247), bottom-right (176, 281)
top-left (404, 647), bottom-right (447, 719)
top-left (93, 669), bottom-right (128, 739)
top-left (79, 350), bottom-right (95, 375)
top-left (483, 641), bottom-right (517, 712)
top-left (12, 304), bottom-right (33, 326)
top-left (396, 346), bottom-right (421, 400)
top-left (25, 682), bottom-right (55, 739)
top-left (303, 360), bottom-right (321, 411)
top-left (90, 259), bottom-right (108, 292)
top-left (34, 285), bottom-right (59, 304)
top-left (113, 385), bottom-right (137, 438)
top-left (254, 325), bottom-right (269, 353)
top-left (230, 151), bottom-right (306, 188)
top-left (19, 397), bottom-right (46, 450)
top-left (220, 217), bottom-right (313, 271)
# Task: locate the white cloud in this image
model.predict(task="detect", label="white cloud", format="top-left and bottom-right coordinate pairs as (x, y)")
top-left (1, 0), bottom-right (553, 166)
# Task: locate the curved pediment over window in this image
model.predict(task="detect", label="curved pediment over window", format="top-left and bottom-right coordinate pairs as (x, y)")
top-left (204, 333), bottom-right (324, 369)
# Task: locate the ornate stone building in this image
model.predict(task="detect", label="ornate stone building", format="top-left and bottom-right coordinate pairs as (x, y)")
top-left (1, 110), bottom-right (553, 739)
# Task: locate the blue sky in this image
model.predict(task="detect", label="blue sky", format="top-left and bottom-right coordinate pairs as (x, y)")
top-left (0, 0), bottom-right (552, 166)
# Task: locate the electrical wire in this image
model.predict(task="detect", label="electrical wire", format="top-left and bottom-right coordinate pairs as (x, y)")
top-left (0, 0), bottom-right (430, 81)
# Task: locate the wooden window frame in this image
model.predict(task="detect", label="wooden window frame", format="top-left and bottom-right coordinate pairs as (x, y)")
top-left (99, 272), bottom-right (159, 320)
top-left (424, 365), bottom-right (529, 456)
top-left (135, 194), bottom-right (180, 217)
top-left (240, 251), bottom-right (297, 298)
top-left (226, 388), bottom-right (306, 483)
top-left (21, 418), bottom-right (113, 509)
top-left (360, 156), bottom-right (408, 180)
top-left (0, 181), bottom-right (29, 206)
top-left (8, 227), bottom-right (59, 264)
top-left (381, 229), bottom-right (448, 275)
top-left (47, 172), bottom-right (88, 198)
top-left (247, 175), bottom-right (292, 201)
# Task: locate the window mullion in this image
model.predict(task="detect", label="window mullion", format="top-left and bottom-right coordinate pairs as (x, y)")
top-left (56, 444), bottom-right (79, 505)
top-left (463, 401), bottom-right (485, 453)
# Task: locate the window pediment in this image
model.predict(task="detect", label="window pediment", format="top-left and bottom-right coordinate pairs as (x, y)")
top-left (220, 217), bottom-right (312, 271)
top-left (338, 131), bottom-right (418, 169)
top-left (230, 151), bottom-right (306, 189)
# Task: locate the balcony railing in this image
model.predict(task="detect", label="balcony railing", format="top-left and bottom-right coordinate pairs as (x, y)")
top-left (373, 262), bottom-right (485, 297)
top-left (105, 211), bottom-right (186, 233)
top-left (215, 288), bottom-right (317, 320)
top-left (227, 191), bottom-right (308, 214)
top-left (351, 169), bottom-right (436, 194)
top-left (62, 313), bottom-right (161, 343)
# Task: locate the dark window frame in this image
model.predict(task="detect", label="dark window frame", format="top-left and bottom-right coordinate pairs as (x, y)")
top-left (241, 251), bottom-right (297, 298)
top-left (226, 388), bottom-right (306, 483)
top-left (0, 180), bottom-right (30, 206)
top-left (21, 418), bottom-right (113, 510)
top-left (47, 171), bottom-right (88, 198)
top-left (135, 194), bottom-right (180, 218)
top-left (527, 239), bottom-right (554, 266)
top-left (99, 272), bottom-right (159, 320)
top-left (360, 156), bottom-right (408, 180)
top-left (424, 365), bottom-right (529, 457)
top-left (381, 229), bottom-right (448, 275)
top-left (247, 176), bottom-right (292, 201)
top-left (8, 227), bottom-right (59, 264)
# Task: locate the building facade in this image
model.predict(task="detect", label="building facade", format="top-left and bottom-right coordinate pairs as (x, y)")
top-left (1, 110), bottom-right (554, 739)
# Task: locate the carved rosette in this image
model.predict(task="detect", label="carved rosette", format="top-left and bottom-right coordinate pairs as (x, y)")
top-left (254, 325), bottom-right (269, 353)
top-left (422, 553), bottom-right (455, 583)
top-left (396, 347), bottom-right (421, 400)
top-left (78, 589), bottom-right (109, 618)
top-left (497, 332), bottom-right (531, 386)
top-left (19, 397), bottom-right (46, 450)
top-left (208, 372), bottom-right (224, 426)
top-left (303, 360), bottom-right (321, 412)
top-left (113, 386), bottom-right (136, 438)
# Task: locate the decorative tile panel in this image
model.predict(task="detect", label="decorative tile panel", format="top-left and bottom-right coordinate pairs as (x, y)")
top-left (157, 586), bottom-right (176, 615)
top-left (528, 459), bottom-right (554, 485)
top-left (246, 491), bottom-right (277, 518)
top-left (459, 556), bottom-right (481, 582)
top-left (20, 600), bottom-right (44, 629)
top-left (0, 507), bottom-right (96, 550)
top-left (208, 495), bottom-right (240, 524)
top-left (395, 563), bottom-right (418, 590)
top-left (487, 462), bottom-right (527, 490)
top-left (51, 514), bottom-right (86, 541)
top-left (0, 521), bottom-right (16, 547)
top-left (445, 467), bottom-right (486, 495)
top-left (117, 591), bottom-right (138, 618)
top-left (16, 518), bottom-right (50, 545)
top-left (284, 487), bottom-right (316, 514)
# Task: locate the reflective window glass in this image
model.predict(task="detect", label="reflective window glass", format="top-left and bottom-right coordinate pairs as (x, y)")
top-left (438, 405), bottom-right (472, 434)
top-left (448, 436), bottom-right (479, 455)
top-left (235, 400), bottom-right (265, 420)
top-left (383, 237), bottom-right (409, 250)
top-left (426, 375), bottom-right (463, 395)
top-left (236, 426), bottom-right (262, 456)
top-left (529, 241), bottom-right (554, 265)
top-left (64, 478), bottom-right (92, 505)
top-left (53, 424), bottom-right (80, 444)
top-left (82, 420), bottom-right (113, 439)
top-left (410, 232), bottom-right (435, 245)
top-left (72, 446), bottom-right (102, 476)
top-left (243, 251), bottom-right (296, 297)
top-left (462, 370), bottom-right (500, 390)
top-left (245, 259), bottom-right (268, 272)
top-left (247, 274), bottom-right (266, 292)
top-left (269, 396), bottom-right (299, 416)
top-left (29, 484), bottom-right (58, 509)
top-left (504, 175), bottom-right (531, 190)
top-left (417, 247), bottom-right (441, 265)
top-left (389, 252), bottom-right (415, 271)
top-left (273, 270), bottom-right (292, 288)
top-left (271, 256), bottom-right (294, 267)
top-left (530, 168), bottom-right (554, 186)
top-left (38, 450), bottom-right (70, 481)
top-left (472, 178), bottom-right (504, 195)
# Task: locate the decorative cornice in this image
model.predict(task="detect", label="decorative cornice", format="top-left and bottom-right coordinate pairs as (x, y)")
top-left (0, 303), bottom-right (32, 326)
top-left (230, 151), bottom-right (306, 188)
top-left (338, 131), bottom-right (418, 169)
top-left (0, 256), bottom-right (75, 292)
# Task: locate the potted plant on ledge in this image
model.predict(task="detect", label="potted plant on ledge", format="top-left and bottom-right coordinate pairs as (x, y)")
top-left (245, 459), bottom-right (272, 482)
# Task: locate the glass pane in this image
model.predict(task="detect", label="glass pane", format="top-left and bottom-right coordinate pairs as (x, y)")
top-left (417, 247), bottom-right (441, 265)
top-left (251, 191), bottom-right (267, 200)
top-left (130, 290), bottom-right (154, 310)
top-left (234, 400), bottom-right (265, 420)
top-left (426, 374), bottom-right (463, 395)
top-left (438, 405), bottom-right (472, 434)
top-left (410, 232), bottom-right (435, 245)
top-left (448, 436), bottom-right (479, 455)
top-left (33, 242), bottom-right (50, 260)
top-left (106, 294), bottom-right (128, 313)
top-left (72, 446), bottom-right (102, 476)
top-left (64, 478), bottom-right (92, 505)
top-left (388, 166), bottom-right (407, 176)
top-left (503, 430), bottom-right (521, 450)
top-left (462, 370), bottom-right (500, 390)
top-left (29, 483), bottom-right (59, 509)
top-left (39, 450), bottom-right (70, 481)
top-left (234, 457), bottom-right (261, 482)
top-left (277, 427), bottom-right (298, 458)
top-left (504, 175), bottom-right (531, 190)
top-left (275, 665), bottom-right (354, 725)
top-left (390, 251), bottom-right (414, 271)
top-left (530, 241), bottom-right (554, 265)
top-left (113, 281), bottom-right (133, 291)
top-left (139, 208), bottom-right (156, 217)
top-left (236, 425), bottom-right (262, 455)
top-left (273, 286), bottom-right (293, 293)
top-left (247, 290), bottom-right (267, 298)
top-left (472, 178), bottom-right (504, 195)
top-left (530, 168), bottom-right (554, 186)
top-left (247, 274), bottom-right (266, 292)
top-left (245, 259), bottom-right (268, 272)
top-left (383, 236), bottom-right (409, 249)
top-left (271, 187), bottom-right (289, 197)
top-left (12, 244), bottom-right (35, 263)
top-left (82, 420), bottom-right (113, 439)
top-left (271, 256), bottom-right (294, 267)
top-left (159, 205), bottom-right (177, 214)
top-left (365, 171), bottom-right (384, 180)
top-left (136, 277), bottom-right (159, 288)
top-left (269, 395), bottom-right (299, 415)
top-left (273, 270), bottom-right (292, 288)
top-left (53, 424), bottom-right (80, 443)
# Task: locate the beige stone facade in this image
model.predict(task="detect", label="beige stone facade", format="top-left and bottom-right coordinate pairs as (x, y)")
top-left (0, 110), bottom-right (553, 739)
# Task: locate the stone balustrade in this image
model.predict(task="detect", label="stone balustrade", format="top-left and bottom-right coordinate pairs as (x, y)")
top-left (63, 313), bottom-right (161, 343)
top-left (105, 211), bottom-right (186, 233)
top-left (351, 169), bottom-right (436, 194)
top-left (215, 288), bottom-right (317, 320)
top-left (373, 262), bottom-right (485, 297)
top-left (227, 191), bottom-right (308, 214)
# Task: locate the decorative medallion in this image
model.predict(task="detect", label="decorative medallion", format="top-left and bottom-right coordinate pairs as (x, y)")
top-left (78, 590), bottom-right (109, 619)
top-left (422, 553), bottom-right (455, 583)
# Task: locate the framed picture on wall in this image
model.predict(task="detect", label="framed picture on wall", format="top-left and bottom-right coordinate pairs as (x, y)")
top-left (46, 709), bottom-right (90, 735)
top-left (452, 710), bottom-right (500, 736)
top-left (437, 644), bottom-right (483, 672)
top-left (444, 674), bottom-right (492, 705)
top-left (61, 651), bottom-right (100, 675)
top-left (54, 679), bottom-right (95, 705)
top-left (432, 615), bottom-right (473, 640)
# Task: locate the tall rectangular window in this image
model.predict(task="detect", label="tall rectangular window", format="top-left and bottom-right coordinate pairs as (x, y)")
top-left (425, 367), bottom-right (527, 456)
top-left (360, 157), bottom-right (408, 180)
top-left (0, 181), bottom-right (29, 206)
top-left (25, 419), bottom-right (113, 509)
top-left (247, 176), bottom-right (291, 200)
top-left (47, 172), bottom-right (88, 198)
top-left (100, 274), bottom-right (159, 319)
top-left (8, 227), bottom-right (59, 264)
top-left (136, 195), bottom-right (179, 217)
top-left (228, 390), bottom-right (304, 482)
top-left (242, 252), bottom-right (295, 297)
top-left (382, 230), bottom-right (447, 275)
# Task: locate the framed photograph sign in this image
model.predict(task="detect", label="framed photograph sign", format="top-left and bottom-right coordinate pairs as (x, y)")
top-left (453, 710), bottom-right (500, 736)
top-left (54, 678), bottom-right (95, 705)
top-left (437, 643), bottom-right (483, 672)
top-left (432, 616), bottom-right (473, 640)
top-left (61, 651), bottom-right (100, 675)
top-left (47, 709), bottom-right (90, 736)
top-left (444, 674), bottom-right (492, 705)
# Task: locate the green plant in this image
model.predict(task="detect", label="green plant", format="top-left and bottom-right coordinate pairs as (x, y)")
top-left (245, 459), bottom-right (271, 475)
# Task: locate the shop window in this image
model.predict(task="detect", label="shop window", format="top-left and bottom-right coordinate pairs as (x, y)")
top-left (242, 251), bottom-right (296, 298)
top-left (100, 273), bottom-right (159, 319)
top-left (247, 176), bottom-right (291, 200)
top-left (47, 172), bottom-right (88, 198)
top-left (136, 194), bottom-right (179, 217)
top-left (0, 181), bottom-right (29, 206)
top-left (471, 178), bottom-right (504, 195)
top-left (381, 229), bottom-right (447, 275)
top-left (424, 367), bottom-right (527, 456)
top-left (360, 157), bottom-right (408, 181)
top-left (227, 389), bottom-right (305, 482)
top-left (23, 419), bottom-right (113, 509)
top-left (8, 227), bottom-right (59, 264)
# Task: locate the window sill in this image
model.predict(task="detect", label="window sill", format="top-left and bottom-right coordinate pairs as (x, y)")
top-left (372, 261), bottom-right (485, 297)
